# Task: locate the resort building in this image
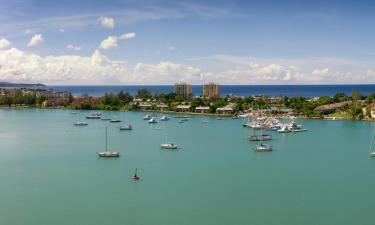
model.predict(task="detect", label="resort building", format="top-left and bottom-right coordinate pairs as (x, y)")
top-left (174, 82), bottom-right (192, 99)
top-left (203, 82), bottom-right (220, 98)
top-left (156, 103), bottom-right (169, 111)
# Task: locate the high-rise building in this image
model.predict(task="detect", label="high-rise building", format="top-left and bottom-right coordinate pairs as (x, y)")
top-left (203, 82), bottom-right (220, 98)
top-left (174, 82), bottom-right (192, 99)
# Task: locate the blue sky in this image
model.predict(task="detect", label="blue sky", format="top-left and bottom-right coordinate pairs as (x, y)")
top-left (0, 0), bottom-right (375, 84)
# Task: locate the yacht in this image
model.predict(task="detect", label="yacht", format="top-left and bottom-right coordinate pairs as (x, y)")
top-left (160, 115), bottom-right (169, 121)
top-left (148, 117), bottom-right (157, 124)
top-left (160, 143), bottom-right (178, 149)
top-left (369, 152), bottom-right (375, 157)
top-left (98, 127), bottom-right (120, 157)
top-left (143, 115), bottom-right (151, 120)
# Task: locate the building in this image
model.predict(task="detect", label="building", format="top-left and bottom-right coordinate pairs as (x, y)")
top-left (313, 101), bottom-right (351, 114)
top-left (203, 82), bottom-right (220, 98)
top-left (216, 103), bottom-right (236, 114)
top-left (195, 106), bottom-right (210, 113)
top-left (176, 104), bottom-right (191, 112)
top-left (174, 82), bottom-right (192, 99)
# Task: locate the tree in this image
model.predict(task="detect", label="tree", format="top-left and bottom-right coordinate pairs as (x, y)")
top-left (137, 89), bottom-right (151, 99)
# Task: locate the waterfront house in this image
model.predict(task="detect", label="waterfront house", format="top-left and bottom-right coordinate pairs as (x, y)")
top-left (176, 104), bottom-right (191, 112)
top-left (216, 103), bottom-right (236, 114)
top-left (156, 103), bottom-right (169, 111)
top-left (195, 106), bottom-right (210, 113)
top-left (313, 101), bottom-right (351, 114)
top-left (139, 103), bottom-right (153, 110)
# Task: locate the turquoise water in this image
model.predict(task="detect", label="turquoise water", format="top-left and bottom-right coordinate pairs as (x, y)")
top-left (1, 109), bottom-right (375, 225)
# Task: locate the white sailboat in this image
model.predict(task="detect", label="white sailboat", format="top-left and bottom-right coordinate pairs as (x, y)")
top-left (73, 113), bottom-right (88, 126)
top-left (119, 113), bottom-right (132, 130)
top-left (369, 125), bottom-right (375, 157)
top-left (97, 127), bottom-right (120, 157)
top-left (255, 118), bottom-right (272, 152)
top-left (160, 125), bottom-right (178, 149)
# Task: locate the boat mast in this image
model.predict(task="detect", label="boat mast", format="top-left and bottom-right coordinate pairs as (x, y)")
top-left (105, 127), bottom-right (108, 152)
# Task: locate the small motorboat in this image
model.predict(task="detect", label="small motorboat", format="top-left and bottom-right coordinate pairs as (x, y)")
top-left (160, 115), bottom-right (169, 121)
top-left (248, 134), bottom-right (272, 141)
top-left (255, 143), bottom-right (272, 152)
top-left (160, 143), bottom-right (178, 149)
top-left (178, 120), bottom-right (184, 123)
top-left (86, 114), bottom-right (101, 119)
top-left (74, 121), bottom-right (88, 126)
top-left (143, 115), bottom-right (151, 120)
top-left (119, 124), bottom-right (132, 130)
top-left (148, 117), bottom-right (157, 124)
top-left (216, 117), bottom-right (222, 120)
top-left (277, 126), bottom-right (291, 133)
top-left (369, 152), bottom-right (375, 157)
top-left (110, 119), bottom-right (122, 123)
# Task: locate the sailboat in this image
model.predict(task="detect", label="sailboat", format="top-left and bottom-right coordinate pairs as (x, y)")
top-left (369, 125), bottom-right (375, 157)
top-left (97, 127), bottom-right (120, 157)
top-left (255, 115), bottom-right (272, 152)
top-left (119, 113), bottom-right (132, 130)
top-left (132, 168), bottom-right (140, 180)
top-left (73, 113), bottom-right (88, 126)
top-left (160, 124), bottom-right (178, 149)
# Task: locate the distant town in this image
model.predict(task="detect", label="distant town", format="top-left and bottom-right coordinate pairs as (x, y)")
top-left (0, 82), bottom-right (375, 120)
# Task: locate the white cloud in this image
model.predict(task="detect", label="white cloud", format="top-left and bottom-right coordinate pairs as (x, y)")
top-left (166, 45), bottom-right (176, 51)
top-left (0, 48), bottom-right (203, 85)
top-left (0, 38), bottom-right (11, 49)
top-left (27, 34), bottom-right (43, 47)
top-left (67, 44), bottom-right (82, 51)
top-left (1, 48), bottom-right (375, 85)
top-left (58, 28), bottom-right (65, 32)
top-left (119, 32), bottom-right (136, 40)
top-left (98, 16), bottom-right (114, 29)
top-left (25, 29), bottom-right (34, 34)
top-left (99, 36), bottom-right (118, 50)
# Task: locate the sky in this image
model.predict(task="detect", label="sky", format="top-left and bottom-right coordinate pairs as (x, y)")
top-left (1, 0), bottom-right (375, 85)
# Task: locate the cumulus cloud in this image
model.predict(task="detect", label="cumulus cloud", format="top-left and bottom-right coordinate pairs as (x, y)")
top-left (0, 48), bottom-right (203, 85)
top-left (1, 48), bottom-right (375, 85)
top-left (58, 28), bottom-right (65, 32)
top-left (67, 44), bottom-right (82, 51)
top-left (99, 36), bottom-right (118, 50)
top-left (98, 16), bottom-right (114, 29)
top-left (27, 34), bottom-right (43, 47)
top-left (119, 32), bottom-right (136, 40)
top-left (0, 38), bottom-right (11, 49)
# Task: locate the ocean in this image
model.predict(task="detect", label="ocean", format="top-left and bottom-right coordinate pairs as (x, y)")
top-left (49, 84), bottom-right (375, 97)
top-left (0, 109), bottom-right (374, 225)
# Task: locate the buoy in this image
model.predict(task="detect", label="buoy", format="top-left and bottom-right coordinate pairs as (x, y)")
top-left (132, 168), bottom-right (140, 180)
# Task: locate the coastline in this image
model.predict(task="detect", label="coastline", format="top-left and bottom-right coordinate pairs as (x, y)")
top-left (2, 105), bottom-right (374, 122)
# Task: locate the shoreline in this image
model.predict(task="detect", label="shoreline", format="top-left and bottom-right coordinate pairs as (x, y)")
top-left (2, 105), bottom-right (375, 122)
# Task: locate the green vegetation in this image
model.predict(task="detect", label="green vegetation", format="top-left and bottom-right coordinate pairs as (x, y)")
top-left (2, 88), bottom-right (375, 120)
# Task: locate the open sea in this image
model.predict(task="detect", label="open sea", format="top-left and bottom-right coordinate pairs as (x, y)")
top-left (1, 109), bottom-right (375, 225)
top-left (49, 84), bottom-right (375, 97)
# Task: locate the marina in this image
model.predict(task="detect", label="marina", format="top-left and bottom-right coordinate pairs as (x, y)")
top-left (1, 108), bottom-right (375, 225)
